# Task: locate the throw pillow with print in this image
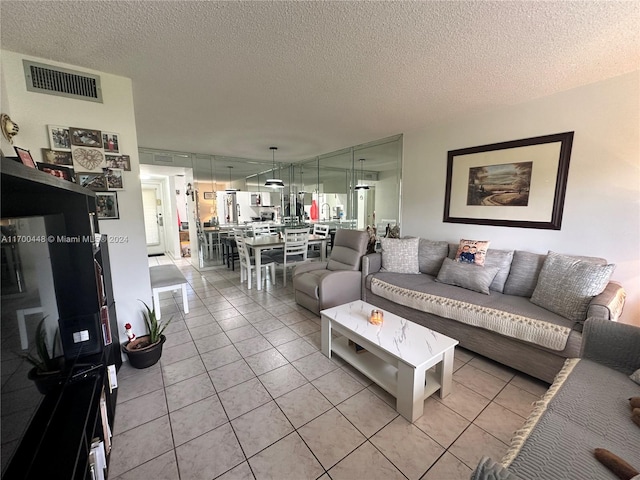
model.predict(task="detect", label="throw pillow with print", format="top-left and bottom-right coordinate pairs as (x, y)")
top-left (454, 239), bottom-right (490, 266)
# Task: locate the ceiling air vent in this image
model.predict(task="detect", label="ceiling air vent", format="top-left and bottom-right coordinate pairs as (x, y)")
top-left (23, 60), bottom-right (103, 103)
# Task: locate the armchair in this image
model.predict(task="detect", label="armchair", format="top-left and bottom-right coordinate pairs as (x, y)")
top-left (292, 229), bottom-right (369, 315)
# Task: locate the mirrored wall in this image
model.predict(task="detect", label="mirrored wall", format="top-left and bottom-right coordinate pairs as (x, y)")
top-left (139, 134), bottom-right (401, 270)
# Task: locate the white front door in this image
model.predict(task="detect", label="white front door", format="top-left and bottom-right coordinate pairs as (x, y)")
top-left (142, 184), bottom-right (166, 255)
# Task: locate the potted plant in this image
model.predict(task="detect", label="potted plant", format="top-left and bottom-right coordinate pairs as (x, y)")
top-left (121, 301), bottom-right (172, 369)
top-left (22, 317), bottom-right (65, 394)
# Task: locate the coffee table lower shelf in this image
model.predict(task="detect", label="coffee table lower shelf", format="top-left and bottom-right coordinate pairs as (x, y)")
top-left (331, 336), bottom-right (443, 400)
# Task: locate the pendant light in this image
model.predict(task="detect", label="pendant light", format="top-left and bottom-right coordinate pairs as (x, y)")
top-left (265, 146), bottom-right (284, 188)
top-left (298, 165), bottom-right (306, 194)
top-left (225, 166), bottom-right (239, 192)
top-left (355, 158), bottom-right (370, 190)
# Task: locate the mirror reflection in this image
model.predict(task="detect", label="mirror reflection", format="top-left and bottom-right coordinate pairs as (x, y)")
top-left (139, 134), bottom-right (401, 271)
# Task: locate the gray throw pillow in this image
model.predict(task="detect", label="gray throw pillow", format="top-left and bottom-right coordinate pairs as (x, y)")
top-left (380, 237), bottom-right (420, 274)
top-left (436, 258), bottom-right (501, 295)
top-left (503, 250), bottom-right (547, 297)
top-left (530, 251), bottom-right (615, 321)
top-left (418, 239), bottom-right (449, 276)
top-left (484, 249), bottom-right (514, 293)
top-left (630, 369), bottom-right (640, 385)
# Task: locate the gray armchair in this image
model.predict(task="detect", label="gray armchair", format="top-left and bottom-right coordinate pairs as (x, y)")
top-left (292, 229), bottom-right (369, 315)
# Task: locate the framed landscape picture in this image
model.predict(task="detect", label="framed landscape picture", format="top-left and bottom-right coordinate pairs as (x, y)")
top-left (443, 132), bottom-right (574, 230)
top-left (69, 127), bottom-right (103, 148)
top-left (96, 192), bottom-right (119, 220)
top-left (41, 148), bottom-right (73, 165)
top-left (36, 163), bottom-right (76, 182)
top-left (102, 132), bottom-right (120, 153)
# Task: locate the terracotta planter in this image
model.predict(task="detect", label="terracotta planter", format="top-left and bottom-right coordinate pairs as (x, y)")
top-left (122, 335), bottom-right (166, 369)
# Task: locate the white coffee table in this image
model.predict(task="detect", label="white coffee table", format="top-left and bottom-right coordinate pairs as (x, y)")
top-left (321, 300), bottom-right (459, 422)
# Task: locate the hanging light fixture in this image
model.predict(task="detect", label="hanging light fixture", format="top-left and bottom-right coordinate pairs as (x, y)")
top-left (298, 165), bottom-right (306, 194)
top-left (355, 158), bottom-right (370, 190)
top-left (265, 146), bottom-right (284, 188)
top-left (225, 166), bottom-right (239, 192)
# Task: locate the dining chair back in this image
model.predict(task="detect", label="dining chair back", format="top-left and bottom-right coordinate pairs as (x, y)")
top-left (269, 227), bottom-right (310, 286)
top-left (235, 230), bottom-right (275, 290)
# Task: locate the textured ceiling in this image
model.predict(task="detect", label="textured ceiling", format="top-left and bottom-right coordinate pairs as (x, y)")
top-left (1, 1), bottom-right (639, 163)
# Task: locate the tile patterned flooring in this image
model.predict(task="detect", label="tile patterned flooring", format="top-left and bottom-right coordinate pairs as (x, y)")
top-left (109, 256), bottom-right (550, 480)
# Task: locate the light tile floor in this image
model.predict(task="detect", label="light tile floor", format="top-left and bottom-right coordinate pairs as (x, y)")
top-left (109, 256), bottom-right (550, 480)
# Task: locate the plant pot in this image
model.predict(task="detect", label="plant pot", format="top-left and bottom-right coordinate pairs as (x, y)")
top-left (28, 365), bottom-right (64, 395)
top-left (122, 335), bottom-right (166, 369)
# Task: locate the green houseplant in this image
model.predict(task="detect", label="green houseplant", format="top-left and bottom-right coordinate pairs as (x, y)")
top-left (121, 301), bottom-right (172, 369)
top-left (22, 317), bottom-right (65, 394)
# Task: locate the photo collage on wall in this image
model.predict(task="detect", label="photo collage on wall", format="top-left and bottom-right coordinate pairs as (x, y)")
top-left (42, 125), bottom-right (131, 219)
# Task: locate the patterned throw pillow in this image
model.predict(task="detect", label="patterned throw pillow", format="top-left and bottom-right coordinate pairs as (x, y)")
top-left (380, 237), bottom-right (420, 274)
top-left (454, 239), bottom-right (490, 266)
top-left (530, 251), bottom-right (615, 321)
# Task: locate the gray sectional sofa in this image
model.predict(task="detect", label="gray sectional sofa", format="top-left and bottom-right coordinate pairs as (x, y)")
top-left (471, 318), bottom-right (640, 480)
top-left (361, 238), bottom-right (626, 383)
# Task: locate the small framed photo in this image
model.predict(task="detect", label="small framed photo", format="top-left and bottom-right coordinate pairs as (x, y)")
top-left (104, 168), bottom-right (124, 190)
top-left (14, 146), bottom-right (37, 168)
top-left (41, 148), bottom-right (73, 165)
top-left (96, 192), bottom-right (119, 220)
top-left (69, 127), bottom-right (103, 148)
top-left (77, 172), bottom-right (107, 191)
top-left (203, 192), bottom-right (215, 200)
top-left (48, 125), bottom-right (71, 151)
top-left (36, 162), bottom-right (76, 182)
top-left (105, 154), bottom-right (131, 171)
top-left (102, 132), bottom-right (120, 154)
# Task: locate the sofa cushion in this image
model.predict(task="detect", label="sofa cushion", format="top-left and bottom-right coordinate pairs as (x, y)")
top-left (454, 239), bottom-right (490, 266)
top-left (484, 249), bottom-right (514, 293)
top-left (369, 273), bottom-right (575, 350)
top-left (436, 258), bottom-right (500, 295)
top-left (530, 251), bottom-right (615, 321)
top-left (380, 237), bottom-right (420, 274)
top-left (505, 359), bottom-right (640, 480)
top-left (503, 250), bottom-right (547, 297)
top-left (418, 239), bottom-right (449, 276)
top-left (294, 269), bottom-right (333, 299)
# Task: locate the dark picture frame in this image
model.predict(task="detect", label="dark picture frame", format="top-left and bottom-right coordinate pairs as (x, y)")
top-left (203, 192), bottom-right (215, 200)
top-left (69, 127), bottom-right (103, 148)
top-left (443, 132), bottom-right (574, 230)
top-left (102, 132), bottom-right (120, 154)
top-left (41, 148), bottom-right (73, 165)
top-left (77, 172), bottom-right (107, 191)
top-left (95, 191), bottom-right (119, 220)
top-left (36, 162), bottom-right (76, 182)
top-left (14, 146), bottom-right (37, 168)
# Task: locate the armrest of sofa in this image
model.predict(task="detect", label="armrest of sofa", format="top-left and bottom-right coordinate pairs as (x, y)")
top-left (318, 270), bottom-right (363, 309)
top-left (471, 457), bottom-right (523, 480)
top-left (580, 318), bottom-right (640, 375)
top-left (292, 261), bottom-right (329, 279)
top-left (362, 253), bottom-right (381, 276)
top-left (587, 282), bottom-right (626, 321)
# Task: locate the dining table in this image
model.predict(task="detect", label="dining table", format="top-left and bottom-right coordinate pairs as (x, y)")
top-left (243, 234), bottom-right (329, 290)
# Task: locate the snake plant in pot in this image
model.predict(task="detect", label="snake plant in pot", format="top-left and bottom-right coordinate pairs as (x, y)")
top-left (122, 300), bottom-right (172, 369)
top-left (22, 317), bottom-right (65, 394)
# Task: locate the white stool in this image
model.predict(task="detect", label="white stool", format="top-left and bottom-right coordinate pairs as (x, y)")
top-left (17, 306), bottom-right (44, 350)
top-left (149, 265), bottom-right (189, 319)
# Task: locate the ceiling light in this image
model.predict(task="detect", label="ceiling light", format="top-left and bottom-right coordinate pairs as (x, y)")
top-left (265, 146), bottom-right (284, 188)
top-left (225, 166), bottom-right (239, 192)
top-left (355, 158), bottom-right (370, 190)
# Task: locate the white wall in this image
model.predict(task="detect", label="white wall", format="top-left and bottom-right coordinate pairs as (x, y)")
top-left (402, 71), bottom-right (640, 325)
top-left (1, 50), bottom-right (152, 339)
